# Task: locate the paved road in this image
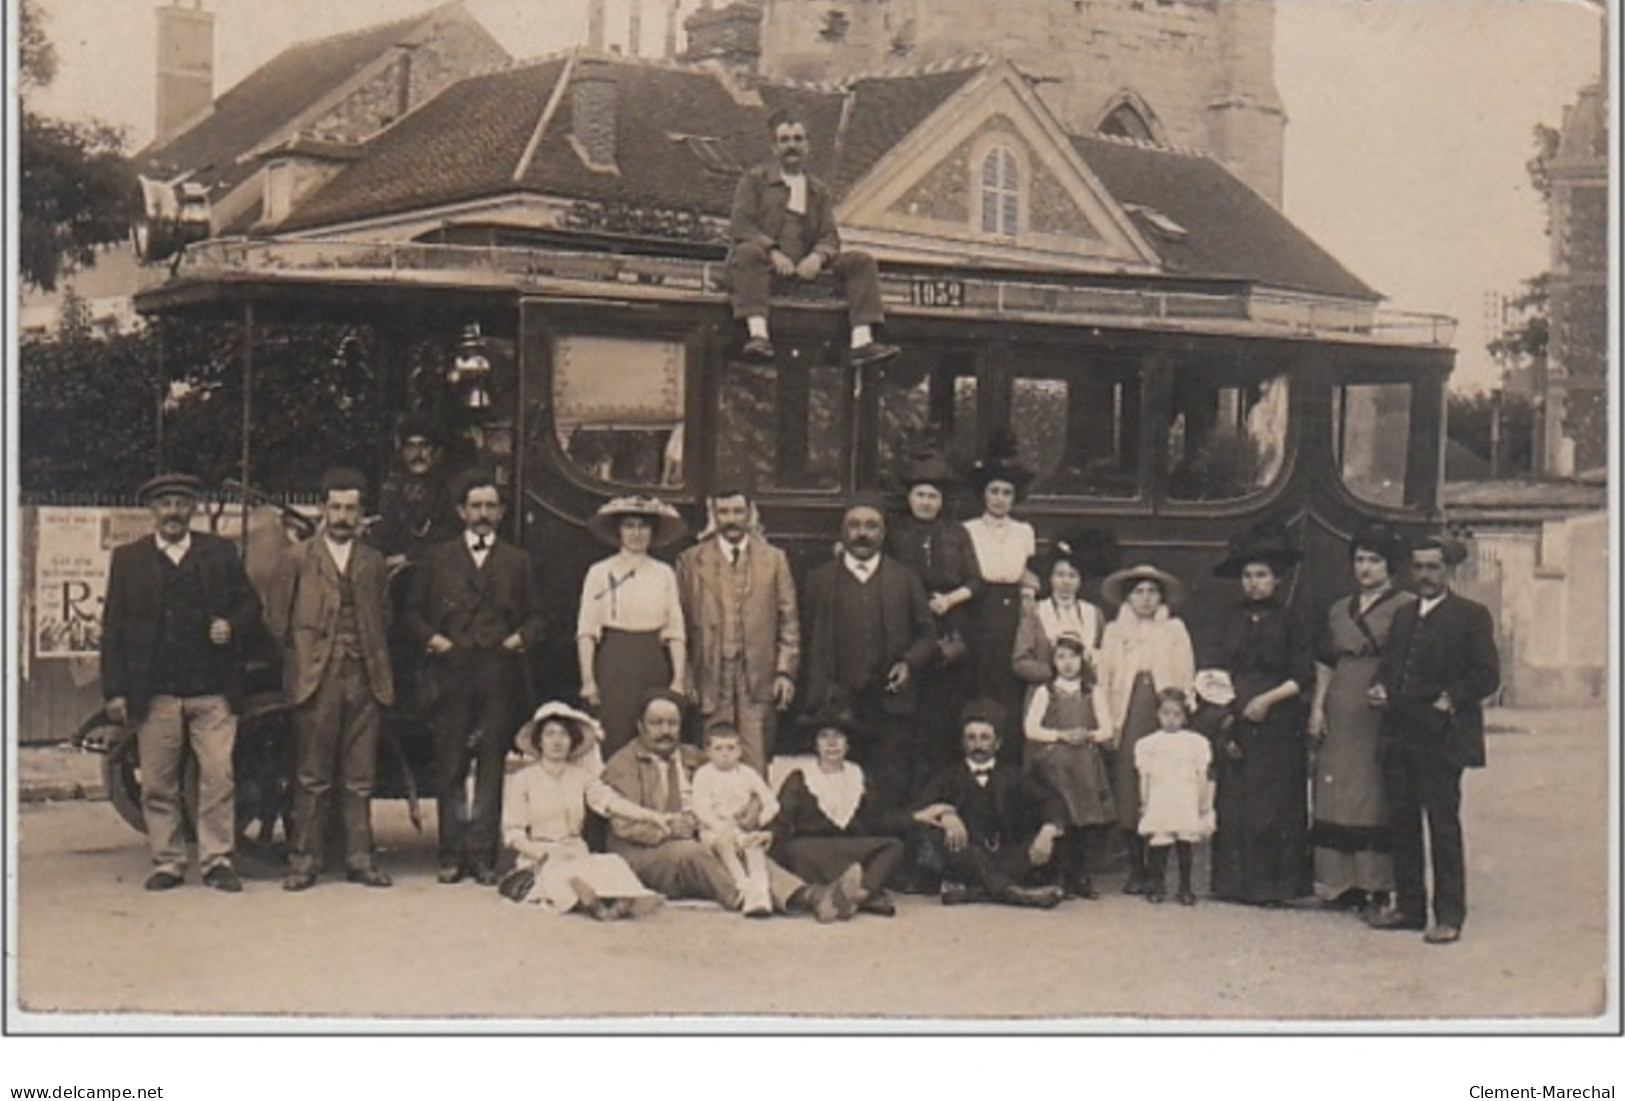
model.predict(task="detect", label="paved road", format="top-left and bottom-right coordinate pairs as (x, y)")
top-left (12, 708), bottom-right (1613, 1025)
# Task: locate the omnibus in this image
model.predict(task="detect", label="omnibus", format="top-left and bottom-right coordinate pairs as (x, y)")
top-left (133, 236), bottom-right (1454, 674)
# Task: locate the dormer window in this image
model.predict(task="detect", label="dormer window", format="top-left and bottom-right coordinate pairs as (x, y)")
top-left (978, 144), bottom-right (1022, 237)
top-left (670, 133), bottom-right (740, 176)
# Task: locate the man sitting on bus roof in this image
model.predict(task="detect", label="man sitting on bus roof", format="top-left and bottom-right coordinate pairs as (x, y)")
top-left (728, 107), bottom-right (898, 368)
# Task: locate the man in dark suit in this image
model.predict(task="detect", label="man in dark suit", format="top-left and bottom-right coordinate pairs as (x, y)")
top-left (911, 699), bottom-right (1066, 908)
top-left (101, 473), bottom-right (262, 892)
top-left (267, 468), bottom-right (395, 891)
top-left (403, 471), bottom-right (545, 885)
top-left (799, 497), bottom-right (939, 821)
top-left (727, 107), bottom-right (898, 367)
top-left (1367, 535), bottom-right (1500, 944)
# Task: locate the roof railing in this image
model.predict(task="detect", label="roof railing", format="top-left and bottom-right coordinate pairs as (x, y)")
top-left (144, 238), bottom-right (1457, 347)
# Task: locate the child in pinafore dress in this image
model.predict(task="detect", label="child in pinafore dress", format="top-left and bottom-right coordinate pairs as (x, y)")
top-left (1022, 634), bottom-right (1116, 898)
top-left (1135, 688), bottom-right (1215, 905)
top-left (691, 726), bottom-right (780, 917)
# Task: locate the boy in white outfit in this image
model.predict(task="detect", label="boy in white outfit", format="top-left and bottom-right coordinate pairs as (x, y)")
top-left (691, 726), bottom-right (781, 916)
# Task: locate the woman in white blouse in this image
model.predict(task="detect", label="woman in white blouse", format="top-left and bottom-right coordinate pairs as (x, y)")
top-left (1097, 563), bottom-right (1195, 895)
top-left (1012, 531), bottom-right (1113, 688)
top-left (499, 702), bottom-right (664, 919)
top-left (962, 434), bottom-right (1036, 732)
top-left (577, 496), bottom-right (689, 757)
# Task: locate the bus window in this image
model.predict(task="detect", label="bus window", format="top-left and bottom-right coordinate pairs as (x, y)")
top-left (1333, 382), bottom-right (1413, 508)
top-left (717, 360), bottom-right (848, 492)
top-left (1165, 368), bottom-right (1289, 502)
top-left (1011, 364), bottom-right (1141, 499)
top-left (875, 353), bottom-right (978, 487)
top-left (552, 335), bottom-right (686, 489)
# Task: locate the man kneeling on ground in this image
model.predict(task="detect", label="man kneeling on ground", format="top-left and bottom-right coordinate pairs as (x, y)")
top-left (911, 699), bottom-right (1067, 908)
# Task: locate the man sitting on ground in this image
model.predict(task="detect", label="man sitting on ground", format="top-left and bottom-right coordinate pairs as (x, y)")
top-left (911, 699), bottom-right (1067, 908)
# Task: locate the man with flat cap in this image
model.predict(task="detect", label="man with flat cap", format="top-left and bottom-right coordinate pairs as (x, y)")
top-left (1367, 534), bottom-right (1500, 945)
top-left (101, 473), bottom-right (262, 892)
top-left (799, 495), bottom-right (937, 820)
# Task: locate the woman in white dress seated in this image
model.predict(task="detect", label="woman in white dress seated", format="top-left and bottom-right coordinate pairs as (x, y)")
top-left (498, 702), bottom-right (665, 920)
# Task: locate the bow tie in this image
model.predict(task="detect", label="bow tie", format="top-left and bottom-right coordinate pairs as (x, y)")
top-left (968, 763), bottom-right (994, 777)
top-left (473, 537), bottom-right (490, 552)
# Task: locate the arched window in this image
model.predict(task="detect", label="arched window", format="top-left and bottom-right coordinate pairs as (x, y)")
top-left (979, 145), bottom-right (1020, 237)
top-left (1094, 92), bottom-right (1165, 145)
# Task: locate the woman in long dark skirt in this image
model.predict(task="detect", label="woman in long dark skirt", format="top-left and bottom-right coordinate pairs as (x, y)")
top-left (576, 496), bottom-right (689, 758)
top-left (1207, 522), bottom-right (1315, 906)
top-left (771, 711), bottom-right (907, 916)
top-left (962, 433), bottom-right (1035, 748)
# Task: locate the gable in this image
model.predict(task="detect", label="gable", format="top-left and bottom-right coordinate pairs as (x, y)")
top-left (838, 67), bottom-right (1157, 272)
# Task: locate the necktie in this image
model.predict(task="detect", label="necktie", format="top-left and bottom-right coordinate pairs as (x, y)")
top-left (729, 544), bottom-right (740, 568)
top-left (664, 758), bottom-right (683, 813)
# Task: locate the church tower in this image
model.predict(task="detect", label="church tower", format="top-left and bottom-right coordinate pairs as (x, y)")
top-left (753, 0), bottom-right (1286, 206)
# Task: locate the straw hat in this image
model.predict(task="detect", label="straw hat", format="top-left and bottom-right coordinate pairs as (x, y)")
top-left (586, 495), bottom-right (688, 548)
top-left (514, 701), bottom-right (604, 761)
top-left (1100, 562), bottom-right (1186, 608)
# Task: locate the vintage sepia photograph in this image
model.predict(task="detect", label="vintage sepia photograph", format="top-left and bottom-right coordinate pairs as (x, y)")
top-left (4, 0), bottom-right (1619, 1069)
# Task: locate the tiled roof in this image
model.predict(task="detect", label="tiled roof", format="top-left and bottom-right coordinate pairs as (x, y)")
top-left (282, 56), bottom-right (982, 231)
top-left (136, 4), bottom-right (477, 200)
top-left (282, 59), bottom-right (569, 229)
top-left (1070, 134), bottom-right (1380, 300)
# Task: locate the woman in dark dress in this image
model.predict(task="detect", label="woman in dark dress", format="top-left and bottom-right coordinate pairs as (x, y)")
top-left (886, 449), bottom-right (984, 782)
top-left (1208, 522), bottom-right (1315, 905)
top-left (772, 711), bottom-right (907, 916)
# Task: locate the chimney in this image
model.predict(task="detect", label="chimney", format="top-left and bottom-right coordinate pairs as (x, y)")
top-left (682, 2), bottom-right (763, 83)
top-left (155, 1), bottom-right (215, 143)
top-left (586, 0), bottom-right (607, 51)
top-left (570, 58), bottom-right (619, 172)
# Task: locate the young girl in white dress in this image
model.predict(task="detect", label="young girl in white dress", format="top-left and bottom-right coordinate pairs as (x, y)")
top-left (1135, 688), bottom-right (1215, 905)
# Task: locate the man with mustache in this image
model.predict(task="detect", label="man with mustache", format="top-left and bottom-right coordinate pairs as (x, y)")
top-left (268, 468), bottom-right (395, 890)
top-left (371, 417), bottom-right (459, 574)
top-left (1366, 534), bottom-right (1500, 945)
top-left (675, 489), bottom-right (800, 777)
top-left (101, 472), bottom-right (262, 892)
top-left (798, 497), bottom-right (937, 820)
top-left (728, 107), bottom-right (898, 367)
top-left (404, 471), bottom-right (545, 884)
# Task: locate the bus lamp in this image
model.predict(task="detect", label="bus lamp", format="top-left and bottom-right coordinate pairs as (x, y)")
top-left (449, 323), bottom-right (493, 410)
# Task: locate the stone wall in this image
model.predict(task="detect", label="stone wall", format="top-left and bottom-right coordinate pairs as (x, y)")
top-left (759, 0), bottom-right (1285, 203)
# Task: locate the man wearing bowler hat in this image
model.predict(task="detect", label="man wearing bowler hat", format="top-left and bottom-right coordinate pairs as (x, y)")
top-left (101, 473), bottom-right (263, 892)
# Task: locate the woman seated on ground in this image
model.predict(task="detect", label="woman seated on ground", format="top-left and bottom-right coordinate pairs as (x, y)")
top-left (771, 709), bottom-right (907, 917)
top-left (498, 701), bottom-right (665, 921)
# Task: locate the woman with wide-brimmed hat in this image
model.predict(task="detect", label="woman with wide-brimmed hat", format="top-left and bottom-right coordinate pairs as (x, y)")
top-left (498, 702), bottom-right (665, 919)
top-left (885, 447), bottom-right (984, 777)
top-left (1306, 521), bottom-right (1414, 917)
top-left (961, 431), bottom-right (1037, 736)
top-left (1206, 521), bottom-right (1315, 906)
top-left (769, 708), bottom-right (908, 917)
top-left (1097, 561), bottom-right (1195, 894)
top-left (577, 496), bottom-right (689, 757)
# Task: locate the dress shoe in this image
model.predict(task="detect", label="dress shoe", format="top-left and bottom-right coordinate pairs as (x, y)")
top-left (940, 881), bottom-right (988, 906)
top-left (1423, 924), bottom-right (1461, 945)
top-left (1067, 875), bottom-right (1099, 900)
top-left (144, 870), bottom-right (184, 892)
top-left (848, 341), bottom-right (900, 367)
top-left (858, 891), bottom-right (897, 917)
top-left (437, 864), bottom-right (465, 885)
top-left (1144, 887), bottom-right (1166, 904)
top-left (998, 884), bottom-right (1064, 909)
top-left (740, 337), bottom-right (775, 363)
top-left (473, 865), bottom-right (500, 887)
top-left (1122, 870), bottom-right (1147, 896)
top-left (202, 864), bottom-right (243, 893)
top-left (1176, 888), bottom-right (1198, 907)
top-left (282, 871), bottom-right (318, 892)
top-left (346, 866), bottom-right (392, 888)
top-left (1364, 908), bottom-right (1426, 932)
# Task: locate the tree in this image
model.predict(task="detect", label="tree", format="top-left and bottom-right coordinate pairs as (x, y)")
top-left (17, 0), bottom-right (137, 292)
